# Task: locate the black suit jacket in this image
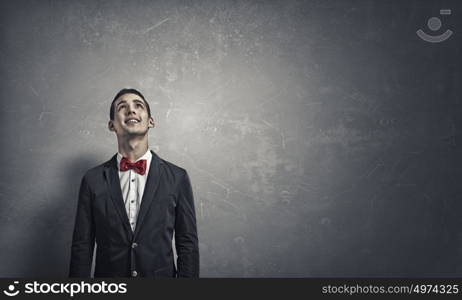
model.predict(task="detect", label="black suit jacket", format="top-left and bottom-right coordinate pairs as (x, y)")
top-left (69, 150), bottom-right (199, 278)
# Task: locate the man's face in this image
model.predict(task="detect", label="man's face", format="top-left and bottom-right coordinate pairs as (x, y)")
top-left (108, 93), bottom-right (154, 137)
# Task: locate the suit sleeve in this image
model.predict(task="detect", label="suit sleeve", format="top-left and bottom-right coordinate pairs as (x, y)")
top-left (69, 175), bottom-right (95, 277)
top-left (174, 170), bottom-right (200, 277)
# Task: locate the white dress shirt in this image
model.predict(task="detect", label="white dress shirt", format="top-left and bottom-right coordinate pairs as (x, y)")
top-left (116, 149), bottom-right (152, 232)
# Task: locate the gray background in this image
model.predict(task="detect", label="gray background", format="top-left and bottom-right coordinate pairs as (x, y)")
top-left (0, 0), bottom-right (461, 277)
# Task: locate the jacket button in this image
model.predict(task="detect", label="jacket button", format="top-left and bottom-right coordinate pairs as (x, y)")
top-left (132, 270), bottom-right (138, 277)
top-left (132, 242), bottom-right (138, 248)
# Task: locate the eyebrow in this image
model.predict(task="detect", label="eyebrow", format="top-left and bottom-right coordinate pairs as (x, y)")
top-left (116, 99), bottom-right (145, 107)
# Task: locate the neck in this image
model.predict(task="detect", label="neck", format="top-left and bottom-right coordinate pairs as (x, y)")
top-left (117, 135), bottom-right (149, 161)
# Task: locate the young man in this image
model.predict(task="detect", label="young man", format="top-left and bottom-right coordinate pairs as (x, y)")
top-left (69, 88), bottom-right (199, 278)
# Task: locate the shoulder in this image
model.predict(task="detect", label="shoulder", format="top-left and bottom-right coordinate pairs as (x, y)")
top-left (81, 155), bottom-right (114, 182)
top-left (157, 156), bottom-right (193, 199)
top-left (152, 152), bottom-right (192, 187)
top-left (157, 155), bottom-right (189, 183)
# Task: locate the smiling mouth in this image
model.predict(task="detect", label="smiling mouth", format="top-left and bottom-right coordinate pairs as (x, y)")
top-left (125, 119), bottom-right (140, 125)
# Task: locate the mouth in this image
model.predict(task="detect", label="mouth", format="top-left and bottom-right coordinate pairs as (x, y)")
top-left (125, 118), bottom-right (141, 125)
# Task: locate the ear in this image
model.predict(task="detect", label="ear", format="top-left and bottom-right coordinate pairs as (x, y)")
top-left (108, 120), bottom-right (115, 132)
top-left (148, 117), bottom-right (155, 128)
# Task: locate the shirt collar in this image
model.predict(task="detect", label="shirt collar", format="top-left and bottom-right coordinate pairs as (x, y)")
top-left (116, 149), bottom-right (152, 172)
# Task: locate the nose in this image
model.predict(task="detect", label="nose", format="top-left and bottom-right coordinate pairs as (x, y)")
top-left (127, 103), bottom-right (137, 115)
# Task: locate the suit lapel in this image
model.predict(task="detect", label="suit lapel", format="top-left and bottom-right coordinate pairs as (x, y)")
top-left (103, 154), bottom-right (133, 240)
top-left (103, 150), bottom-right (165, 241)
top-left (133, 150), bottom-right (164, 239)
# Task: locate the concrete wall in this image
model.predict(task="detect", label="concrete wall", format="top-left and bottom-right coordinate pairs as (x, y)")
top-left (0, 0), bottom-right (461, 277)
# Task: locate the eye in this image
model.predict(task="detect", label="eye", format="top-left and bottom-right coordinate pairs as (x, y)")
top-left (137, 103), bottom-right (144, 108)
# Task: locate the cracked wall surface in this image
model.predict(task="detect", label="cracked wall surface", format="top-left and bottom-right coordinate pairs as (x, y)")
top-left (0, 0), bottom-right (462, 277)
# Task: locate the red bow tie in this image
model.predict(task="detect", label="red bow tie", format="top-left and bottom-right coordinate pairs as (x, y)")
top-left (120, 157), bottom-right (147, 175)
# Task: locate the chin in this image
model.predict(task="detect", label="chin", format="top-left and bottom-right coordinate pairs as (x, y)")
top-left (126, 129), bottom-right (149, 136)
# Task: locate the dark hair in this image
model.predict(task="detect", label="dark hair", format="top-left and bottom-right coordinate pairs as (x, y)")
top-left (109, 88), bottom-right (151, 120)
